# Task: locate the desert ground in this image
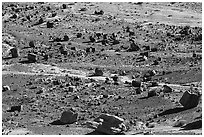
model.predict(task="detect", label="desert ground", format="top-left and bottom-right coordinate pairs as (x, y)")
top-left (2, 2), bottom-right (202, 135)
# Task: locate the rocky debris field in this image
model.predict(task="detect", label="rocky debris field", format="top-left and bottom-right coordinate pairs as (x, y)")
top-left (2, 2), bottom-right (202, 135)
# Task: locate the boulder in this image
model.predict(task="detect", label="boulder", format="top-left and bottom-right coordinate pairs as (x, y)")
top-left (62, 4), bottom-right (67, 9)
top-left (132, 80), bottom-right (141, 87)
top-left (179, 91), bottom-right (201, 109)
top-left (94, 114), bottom-right (126, 135)
top-left (112, 75), bottom-right (119, 82)
top-left (152, 60), bottom-right (159, 65)
top-left (135, 87), bottom-right (142, 94)
top-left (2, 85), bottom-right (10, 92)
top-left (89, 36), bottom-right (95, 42)
top-left (28, 53), bottom-right (37, 62)
top-left (47, 21), bottom-right (54, 28)
top-left (60, 109), bottom-right (78, 124)
top-left (94, 68), bottom-right (103, 76)
top-left (63, 34), bottom-right (69, 41)
top-left (2, 43), bottom-right (13, 57)
top-left (127, 42), bottom-right (140, 52)
top-left (86, 47), bottom-right (91, 53)
top-left (76, 33), bottom-right (82, 38)
top-left (149, 81), bottom-right (158, 87)
top-left (148, 87), bottom-right (162, 97)
top-left (140, 51), bottom-right (149, 57)
top-left (10, 48), bottom-right (19, 58)
top-left (68, 86), bottom-right (76, 92)
top-left (105, 77), bottom-right (111, 84)
top-left (71, 47), bottom-right (76, 51)
top-left (8, 105), bottom-right (23, 112)
top-left (79, 7), bottom-right (87, 11)
top-left (94, 10), bottom-right (104, 15)
top-left (91, 47), bottom-right (95, 53)
top-left (163, 85), bottom-right (172, 93)
top-left (29, 41), bottom-right (35, 48)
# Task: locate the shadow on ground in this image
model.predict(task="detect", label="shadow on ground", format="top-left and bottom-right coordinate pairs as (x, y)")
top-left (49, 120), bottom-right (67, 125)
top-left (19, 60), bottom-right (35, 64)
top-left (180, 120), bottom-right (202, 130)
top-left (86, 130), bottom-right (107, 135)
top-left (3, 57), bottom-right (13, 60)
top-left (158, 107), bottom-right (188, 116)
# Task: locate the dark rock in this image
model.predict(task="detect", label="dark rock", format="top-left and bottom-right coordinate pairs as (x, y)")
top-left (62, 4), bottom-right (67, 9)
top-left (79, 7), bottom-right (87, 11)
top-left (27, 53), bottom-right (37, 62)
top-left (71, 47), bottom-right (76, 51)
top-left (8, 105), bottom-right (23, 112)
top-left (94, 68), bottom-right (103, 76)
top-left (47, 21), bottom-right (54, 28)
top-left (10, 48), bottom-right (19, 58)
top-left (179, 91), bottom-right (201, 109)
top-left (76, 33), bottom-right (82, 38)
top-left (148, 87), bottom-right (161, 97)
top-left (94, 10), bottom-right (104, 15)
top-left (132, 80), bottom-right (141, 87)
top-left (63, 34), bottom-right (69, 41)
top-left (60, 109), bottom-right (78, 124)
top-left (140, 51), bottom-right (149, 57)
top-left (89, 35), bottom-right (95, 42)
top-left (2, 85), bottom-right (10, 92)
top-left (29, 41), bottom-right (35, 48)
top-left (163, 85), bottom-right (172, 93)
top-left (135, 87), bottom-right (142, 94)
